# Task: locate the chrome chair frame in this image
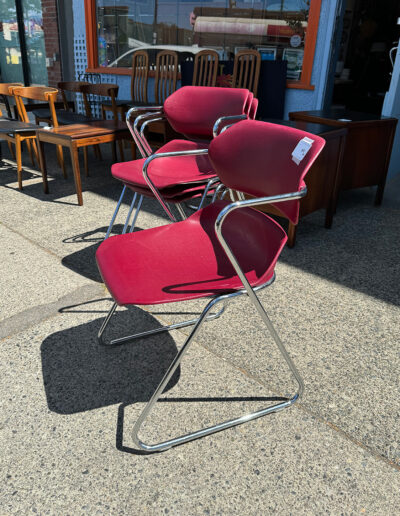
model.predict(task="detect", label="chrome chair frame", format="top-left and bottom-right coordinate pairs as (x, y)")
top-left (105, 107), bottom-right (247, 239)
top-left (98, 147), bottom-right (307, 451)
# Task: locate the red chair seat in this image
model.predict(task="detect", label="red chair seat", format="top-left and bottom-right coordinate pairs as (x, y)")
top-left (96, 201), bottom-right (287, 306)
top-left (111, 139), bottom-right (214, 192)
top-left (123, 182), bottom-right (214, 202)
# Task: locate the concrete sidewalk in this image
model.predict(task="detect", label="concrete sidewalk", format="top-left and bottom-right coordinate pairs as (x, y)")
top-left (0, 144), bottom-right (399, 515)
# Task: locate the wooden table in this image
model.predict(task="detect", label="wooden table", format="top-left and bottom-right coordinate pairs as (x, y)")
top-left (36, 120), bottom-right (131, 205)
top-left (288, 109), bottom-right (398, 205)
top-left (259, 120), bottom-right (347, 247)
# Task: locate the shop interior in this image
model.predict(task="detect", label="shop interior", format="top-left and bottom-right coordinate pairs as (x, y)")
top-left (331, 0), bottom-right (400, 114)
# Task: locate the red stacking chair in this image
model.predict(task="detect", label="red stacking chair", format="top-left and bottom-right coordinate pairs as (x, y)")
top-left (96, 120), bottom-right (325, 452)
top-left (105, 86), bottom-right (256, 238)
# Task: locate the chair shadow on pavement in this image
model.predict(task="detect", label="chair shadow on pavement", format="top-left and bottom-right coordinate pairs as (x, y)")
top-left (42, 304), bottom-right (287, 455)
top-left (41, 306), bottom-right (180, 415)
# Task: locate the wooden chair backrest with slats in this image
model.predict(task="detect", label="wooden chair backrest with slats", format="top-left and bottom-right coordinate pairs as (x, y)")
top-left (79, 83), bottom-right (119, 119)
top-left (131, 50), bottom-right (149, 104)
top-left (154, 50), bottom-right (178, 105)
top-left (0, 83), bottom-right (23, 118)
top-left (232, 50), bottom-right (261, 96)
top-left (11, 86), bottom-right (59, 126)
top-left (192, 50), bottom-right (219, 87)
top-left (57, 81), bottom-right (90, 111)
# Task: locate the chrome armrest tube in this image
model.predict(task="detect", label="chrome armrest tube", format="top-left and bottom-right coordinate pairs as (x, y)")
top-left (126, 108), bottom-right (163, 158)
top-left (212, 114), bottom-right (247, 138)
top-left (214, 187), bottom-right (307, 295)
top-left (139, 116), bottom-right (167, 156)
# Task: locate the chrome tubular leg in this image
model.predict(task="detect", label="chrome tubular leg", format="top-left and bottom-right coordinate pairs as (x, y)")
top-left (97, 302), bottom-right (118, 345)
top-left (176, 203), bottom-right (187, 220)
top-left (197, 178), bottom-right (220, 210)
top-left (212, 184), bottom-right (226, 202)
top-left (247, 288), bottom-right (304, 401)
top-left (97, 300), bottom-right (226, 348)
top-left (105, 185), bottom-right (127, 239)
top-left (129, 195), bottom-right (144, 233)
top-left (122, 193), bottom-right (138, 234)
top-left (131, 286), bottom-right (303, 452)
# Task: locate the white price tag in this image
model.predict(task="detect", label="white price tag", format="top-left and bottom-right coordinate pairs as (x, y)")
top-left (291, 136), bottom-right (314, 165)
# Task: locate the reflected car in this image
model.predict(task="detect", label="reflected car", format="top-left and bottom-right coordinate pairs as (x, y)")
top-left (107, 44), bottom-right (210, 68)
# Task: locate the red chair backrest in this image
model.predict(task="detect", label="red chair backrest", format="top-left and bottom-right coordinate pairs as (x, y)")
top-left (163, 86), bottom-right (253, 140)
top-left (208, 120), bottom-right (326, 224)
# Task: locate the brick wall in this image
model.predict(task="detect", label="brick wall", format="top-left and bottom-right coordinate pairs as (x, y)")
top-left (41, 0), bottom-right (62, 87)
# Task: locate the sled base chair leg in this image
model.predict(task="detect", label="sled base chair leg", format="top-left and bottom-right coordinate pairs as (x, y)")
top-left (105, 189), bottom-right (144, 239)
top-left (97, 275), bottom-right (304, 453)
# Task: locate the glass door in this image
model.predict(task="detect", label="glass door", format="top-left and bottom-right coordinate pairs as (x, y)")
top-left (21, 0), bottom-right (48, 85)
top-left (0, 0), bottom-right (48, 85)
top-left (0, 0), bottom-right (25, 82)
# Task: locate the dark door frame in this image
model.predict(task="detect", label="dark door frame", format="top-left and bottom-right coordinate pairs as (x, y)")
top-left (14, 0), bottom-right (33, 85)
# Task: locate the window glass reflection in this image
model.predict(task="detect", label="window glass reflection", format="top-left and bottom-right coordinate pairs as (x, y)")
top-left (97, 0), bottom-right (310, 79)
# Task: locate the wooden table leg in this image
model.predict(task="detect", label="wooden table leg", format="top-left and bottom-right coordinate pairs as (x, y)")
top-left (15, 134), bottom-right (23, 190)
top-left (37, 137), bottom-right (49, 194)
top-left (326, 133), bottom-right (346, 226)
top-left (374, 181), bottom-right (386, 206)
top-left (287, 222), bottom-right (297, 248)
top-left (111, 141), bottom-right (117, 162)
top-left (70, 142), bottom-right (83, 206)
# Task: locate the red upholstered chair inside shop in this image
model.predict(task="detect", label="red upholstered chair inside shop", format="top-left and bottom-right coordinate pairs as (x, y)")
top-left (95, 120), bottom-right (326, 452)
top-left (104, 86), bottom-right (256, 238)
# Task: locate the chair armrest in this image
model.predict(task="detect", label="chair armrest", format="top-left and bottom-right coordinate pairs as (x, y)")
top-left (126, 105), bottom-right (163, 123)
top-left (215, 186), bottom-right (308, 228)
top-left (126, 110), bottom-right (164, 158)
top-left (214, 186), bottom-right (307, 301)
top-left (213, 114), bottom-right (247, 138)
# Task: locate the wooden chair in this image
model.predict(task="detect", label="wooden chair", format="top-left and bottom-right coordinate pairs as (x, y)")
top-left (192, 49), bottom-right (219, 87)
top-left (32, 81), bottom-right (107, 175)
top-left (232, 50), bottom-right (261, 96)
top-left (0, 82), bottom-right (22, 118)
top-left (0, 82), bottom-right (26, 163)
top-left (146, 50), bottom-right (179, 146)
top-left (80, 82), bottom-right (130, 162)
top-left (32, 81), bottom-right (91, 126)
top-left (101, 50), bottom-right (149, 120)
top-left (154, 50), bottom-right (178, 104)
top-left (9, 86), bottom-right (60, 188)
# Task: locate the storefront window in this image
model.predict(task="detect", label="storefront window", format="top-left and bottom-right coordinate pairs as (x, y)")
top-left (87, 0), bottom-right (320, 87)
top-left (0, 0), bottom-right (48, 85)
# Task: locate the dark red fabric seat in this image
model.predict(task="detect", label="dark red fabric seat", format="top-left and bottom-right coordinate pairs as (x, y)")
top-left (96, 200), bottom-right (286, 305)
top-left (111, 139), bottom-right (213, 197)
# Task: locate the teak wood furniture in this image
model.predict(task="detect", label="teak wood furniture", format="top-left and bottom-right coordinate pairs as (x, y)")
top-left (0, 117), bottom-right (41, 188)
top-left (289, 109), bottom-right (398, 206)
top-left (258, 120), bottom-right (347, 247)
top-left (192, 49), bottom-right (219, 87)
top-left (101, 50), bottom-right (149, 118)
top-left (36, 120), bottom-right (131, 205)
top-left (7, 86), bottom-right (60, 188)
top-left (232, 50), bottom-right (261, 96)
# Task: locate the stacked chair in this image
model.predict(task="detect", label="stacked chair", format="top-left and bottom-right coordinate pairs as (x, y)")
top-left (95, 119), bottom-right (326, 451)
top-left (105, 85), bottom-right (258, 238)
